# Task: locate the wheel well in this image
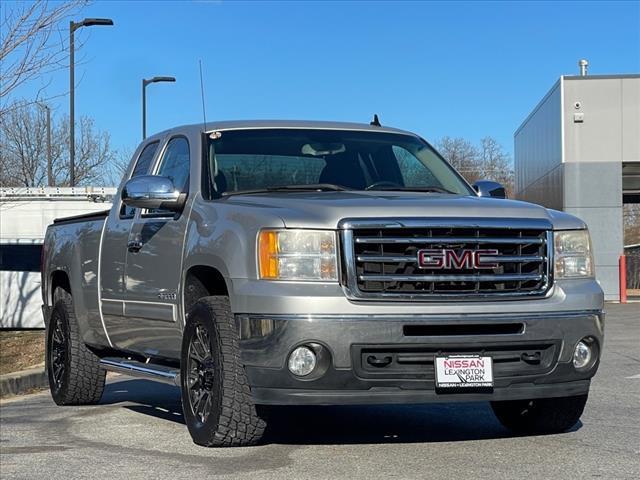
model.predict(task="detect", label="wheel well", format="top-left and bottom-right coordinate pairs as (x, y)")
top-left (184, 266), bottom-right (229, 311)
top-left (50, 270), bottom-right (71, 302)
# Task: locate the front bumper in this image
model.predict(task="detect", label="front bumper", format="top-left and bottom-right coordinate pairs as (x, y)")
top-left (238, 310), bottom-right (604, 405)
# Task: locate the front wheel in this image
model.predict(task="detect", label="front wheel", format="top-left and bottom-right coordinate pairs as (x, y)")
top-left (180, 296), bottom-right (266, 447)
top-left (491, 394), bottom-right (588, 434)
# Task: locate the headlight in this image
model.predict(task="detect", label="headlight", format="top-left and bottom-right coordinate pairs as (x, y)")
top-left (258, 229), bottom-right (338, 281)
top-left (554, 230), bottom-right (594, 278)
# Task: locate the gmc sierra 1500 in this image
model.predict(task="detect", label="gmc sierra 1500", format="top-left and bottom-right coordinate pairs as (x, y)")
top-left (42, 120), bottom-right (604, 447)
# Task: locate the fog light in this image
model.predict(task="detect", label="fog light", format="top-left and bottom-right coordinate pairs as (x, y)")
top-left (288, 346), bottom-right (317, 376)
top-left (573, 340), bottom-right (592, 369)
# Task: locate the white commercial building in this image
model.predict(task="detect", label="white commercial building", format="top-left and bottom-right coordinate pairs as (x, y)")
top-left (0, 187), bottom-right (115, 328)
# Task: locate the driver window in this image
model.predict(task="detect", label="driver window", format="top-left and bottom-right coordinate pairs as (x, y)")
top-left (155, 137), bottom-right (190, 192)
top-left (120, 141), bottom-right (159, 218)
top-left (145, 136), bottom-right (190, 216)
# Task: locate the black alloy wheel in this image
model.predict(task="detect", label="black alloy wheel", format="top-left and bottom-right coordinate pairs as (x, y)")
top-left (48, 308), bottom-right (68, 395)
top-left (186, 323), bottom-right (216, 424)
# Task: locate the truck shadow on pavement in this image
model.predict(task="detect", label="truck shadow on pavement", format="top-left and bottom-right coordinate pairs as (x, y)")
top-left (100, 378), bottom-right (581, 445)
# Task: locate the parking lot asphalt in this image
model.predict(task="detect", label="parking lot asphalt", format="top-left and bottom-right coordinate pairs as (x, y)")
top-left (1, 304), bottom-right (638, 480)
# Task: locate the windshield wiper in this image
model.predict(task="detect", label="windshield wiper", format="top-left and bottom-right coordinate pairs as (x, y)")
top-left (222, 183), bottom-right (350, 196)
top-left (367, 185), bottom-right (457, 194)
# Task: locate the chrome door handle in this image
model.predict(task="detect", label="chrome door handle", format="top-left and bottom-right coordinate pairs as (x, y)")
top-left (127, 240), bottom-right (143, 252)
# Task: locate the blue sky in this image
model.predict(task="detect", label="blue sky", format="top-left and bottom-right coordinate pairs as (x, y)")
top-left (6, 0), bottom-right (640, 158)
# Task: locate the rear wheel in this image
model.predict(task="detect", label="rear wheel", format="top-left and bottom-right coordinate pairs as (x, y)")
top-left (180, 296), bottom-right (266, 447)
top-left (46, 287), bottom-right (106, 405)
top-left (491, 394), bottom-right (588, 434)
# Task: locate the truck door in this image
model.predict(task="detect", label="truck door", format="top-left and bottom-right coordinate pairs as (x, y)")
top-left (100, 140), bottom-right (160, 345)
top-left (119, 135), bottom-right (192, 359)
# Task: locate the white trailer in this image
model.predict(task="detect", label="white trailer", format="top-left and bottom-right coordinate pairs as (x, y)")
top-left (0, 187), bottom-right (115, 328)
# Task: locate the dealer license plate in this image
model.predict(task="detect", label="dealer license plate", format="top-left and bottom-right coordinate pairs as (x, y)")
top-left (435, 355), bottom-right (493, 389)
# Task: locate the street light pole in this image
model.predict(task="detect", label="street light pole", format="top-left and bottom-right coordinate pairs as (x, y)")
top-left (69, 20), bottom-right (75, 186)
top-left (69, 17), bottom-right (113, 187)
top-left (142, 76), bottom-right (176, 140)
top-left (142, 79), bottom-right (146, 140)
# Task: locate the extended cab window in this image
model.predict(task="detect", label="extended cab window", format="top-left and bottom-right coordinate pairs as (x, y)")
top-left (120, 141), bottom-right (159, 218)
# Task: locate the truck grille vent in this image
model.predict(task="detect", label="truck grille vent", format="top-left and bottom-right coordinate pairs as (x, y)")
top-left (342, 222), bottom-right (551, 300)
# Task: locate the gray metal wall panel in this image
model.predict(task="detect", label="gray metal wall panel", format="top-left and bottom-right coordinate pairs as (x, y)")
top-left (564, 206), bottom-right (622, 301)
top-left (563, 78), bottom-right (623, 164)
top-left (564, 162), bottom-right (622, 209)
top-left (622, 78), bottom-right (640, 163)
top-left (516, 164), bottom-right (564, 210)
top-left (514, 82), bottom-right (563, 205)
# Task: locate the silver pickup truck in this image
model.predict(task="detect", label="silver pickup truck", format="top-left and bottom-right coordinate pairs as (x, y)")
top-left (42, 120), bottom-right (604, 447)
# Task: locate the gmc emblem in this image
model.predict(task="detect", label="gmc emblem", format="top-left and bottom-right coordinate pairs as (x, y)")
top-left (417, 249), bottom-right (499, 270)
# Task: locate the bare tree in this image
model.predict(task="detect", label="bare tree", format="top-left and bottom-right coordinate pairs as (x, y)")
top-left (105, 146), bottom-right (134, 186)
top-left (0, 99), bottom-right (60, 186)
top-left (0, 0), bottom-right (86, 110)
top-left (55, 115), bottom-right (114, 185)
top-left (478, 136), bottom-right (514, 197)
top-left (435, 137), bottom-right (479, 182)
top-left (435, 136), bottom-right (514, 195)
top-left (0, 101), bottom-right (113, 187)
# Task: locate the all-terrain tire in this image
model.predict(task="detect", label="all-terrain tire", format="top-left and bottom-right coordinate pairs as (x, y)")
top-left (491, 394), bottom-right (588, 434)
top-left (46, 287), bottom-right (106, 405)
top-left (181, 296), bottom-right (266, 447)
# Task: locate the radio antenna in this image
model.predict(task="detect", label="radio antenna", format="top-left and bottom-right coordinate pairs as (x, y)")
top-left (199, 59), bottom-right (207, 131)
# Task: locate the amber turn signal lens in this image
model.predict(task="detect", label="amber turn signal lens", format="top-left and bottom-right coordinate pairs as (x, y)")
top-left (259, 230), bottom-right (279, 279)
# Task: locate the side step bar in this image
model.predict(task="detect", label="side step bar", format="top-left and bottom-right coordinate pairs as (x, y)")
top-left (100, 357), bottom-right (181, 387)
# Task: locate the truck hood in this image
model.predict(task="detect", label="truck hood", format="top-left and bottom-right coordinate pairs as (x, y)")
top-left (223, 191), bottom-right (585, 230)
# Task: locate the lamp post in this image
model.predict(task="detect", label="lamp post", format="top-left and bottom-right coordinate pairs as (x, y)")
top-left (142, 76), bottom-right (176, 139)
top-left (69, 17), bottom-right (113, 187)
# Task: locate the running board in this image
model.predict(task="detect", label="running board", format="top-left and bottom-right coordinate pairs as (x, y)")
top-left (100, 357), bottom-right (180, 387)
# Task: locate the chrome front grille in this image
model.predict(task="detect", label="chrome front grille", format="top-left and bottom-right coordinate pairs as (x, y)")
top-left (340, 218), bottom-right (553, 300)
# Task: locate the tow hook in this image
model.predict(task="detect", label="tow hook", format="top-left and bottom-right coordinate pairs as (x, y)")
top-left (367, 355), bottom-right (393, 368)
top-left (521, 352), bottom-right (541, 365)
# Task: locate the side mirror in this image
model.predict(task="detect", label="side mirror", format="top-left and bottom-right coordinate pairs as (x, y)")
top-left (473, 180), bottom-right (507, 199)
top-left (122, 175), bottom-right (185, 211)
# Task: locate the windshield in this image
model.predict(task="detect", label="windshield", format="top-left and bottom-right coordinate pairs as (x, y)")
top-left (205, 129), bottom-right (474, 196)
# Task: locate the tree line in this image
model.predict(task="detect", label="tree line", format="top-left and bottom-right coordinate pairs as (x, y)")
top-left (0, 100), bottom-right (115, 187)
top-left (435, 136), bottom-right (514, 197)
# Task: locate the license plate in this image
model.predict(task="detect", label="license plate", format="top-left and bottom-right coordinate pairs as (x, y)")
top-left (435, 355), bottom-right (493, 389)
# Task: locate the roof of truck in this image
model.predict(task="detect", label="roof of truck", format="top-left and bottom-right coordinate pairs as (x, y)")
top-left (150, 120), bottom-right (420, 139)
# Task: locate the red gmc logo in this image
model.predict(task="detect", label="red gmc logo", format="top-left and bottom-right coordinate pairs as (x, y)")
top-left (417, 249), bottom-right (499, 270)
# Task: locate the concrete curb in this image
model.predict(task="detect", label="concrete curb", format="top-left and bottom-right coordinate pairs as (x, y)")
top-left (0, 366), bottom-right (48, 398)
